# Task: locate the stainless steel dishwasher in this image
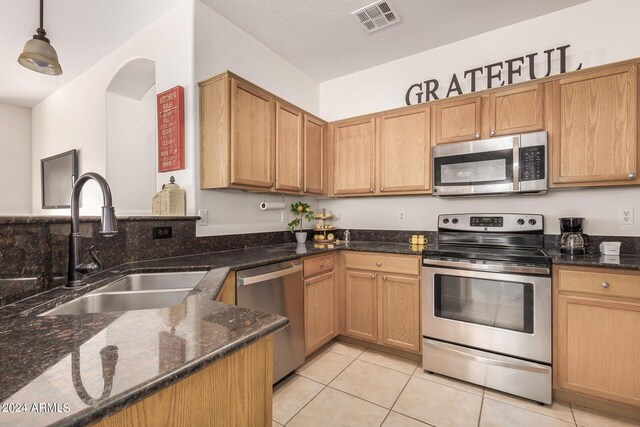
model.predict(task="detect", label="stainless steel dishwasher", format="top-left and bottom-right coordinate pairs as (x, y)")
top-left (236, 260), bottom-right (304, 383)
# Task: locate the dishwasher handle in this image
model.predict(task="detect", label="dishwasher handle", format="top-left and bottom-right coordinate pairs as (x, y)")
top-left (237, 264), bottom-right (302, 286)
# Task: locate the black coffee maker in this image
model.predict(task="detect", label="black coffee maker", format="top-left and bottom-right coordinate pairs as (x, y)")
top-left (559, 217), bottom-right (589, 255)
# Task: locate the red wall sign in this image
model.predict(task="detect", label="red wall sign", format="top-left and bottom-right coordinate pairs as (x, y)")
top-left (157, 86), bottom-right (185, 172)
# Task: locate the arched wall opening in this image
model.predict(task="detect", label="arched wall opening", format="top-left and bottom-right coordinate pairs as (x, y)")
top-left (106, 58), bottom-right (157, 214)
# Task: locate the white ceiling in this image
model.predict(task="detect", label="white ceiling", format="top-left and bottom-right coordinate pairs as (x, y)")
top-left (0, 0), bottom-right (181, 108)
top-left (0, 0), bottom-right (590, 108)
top-left (201, 0), bottom-right (591, 82)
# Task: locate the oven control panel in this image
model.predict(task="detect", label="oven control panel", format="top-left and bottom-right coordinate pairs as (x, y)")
top-left (439, 213), bottom-right (544, 232)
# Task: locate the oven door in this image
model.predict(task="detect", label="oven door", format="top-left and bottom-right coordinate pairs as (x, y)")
top-left (422, 264), bottom-right (551, 363)
top-left (432, 135), bottom-right (518, 196)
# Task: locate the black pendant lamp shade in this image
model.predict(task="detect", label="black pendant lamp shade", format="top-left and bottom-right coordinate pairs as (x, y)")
top-left (18, 0), bottom-right (62, 75)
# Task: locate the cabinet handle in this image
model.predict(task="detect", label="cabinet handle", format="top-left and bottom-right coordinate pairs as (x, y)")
top-left (369, 188), bottom-right (374, 192)
top-left (382, 275), bottom-right (388, 281)
top-left (602, 282), bottom-right (610, 289)
top-left (380, 187), bottom-right (384, 192)
top-left (628, 173), bottom-right (636, 180)
top-left (370, 274), bottom-right (376, 279)
top-left (475, 133), bottom-right (480, 139)
top-left (490, 130), bottom-right (496, 136)
top-left (305, 281), bottom-right (310, 286)
top-left (320, 262), bottom-right (325, 268)
top-left (376, 261), bottom-right (382, 267)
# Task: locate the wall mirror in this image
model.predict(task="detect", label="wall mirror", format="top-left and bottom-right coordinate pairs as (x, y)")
top-left (41, 149), bottom-right (77, 209)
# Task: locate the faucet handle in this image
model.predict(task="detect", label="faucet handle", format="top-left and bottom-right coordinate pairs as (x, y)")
top-left (77, 245), bottom-right (103, 276)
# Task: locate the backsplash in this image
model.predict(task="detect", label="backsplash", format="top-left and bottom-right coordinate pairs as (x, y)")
top-left (2, 220), bottom-right (640, 307)
top-left (0, 217), bottom-right (300, 307)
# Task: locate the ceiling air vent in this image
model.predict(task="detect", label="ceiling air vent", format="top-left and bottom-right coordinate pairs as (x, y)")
top-left (352, 0), bottom-right (402, 33)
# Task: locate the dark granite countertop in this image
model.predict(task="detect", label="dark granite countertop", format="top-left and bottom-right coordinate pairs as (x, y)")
top-left (0, 240), bottom-right (418, 426)
top-left (545, 250), bottom-right (640, 270)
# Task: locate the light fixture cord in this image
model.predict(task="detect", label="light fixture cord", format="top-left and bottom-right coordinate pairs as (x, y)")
top-left (39, 0), bottom-right (44, 30)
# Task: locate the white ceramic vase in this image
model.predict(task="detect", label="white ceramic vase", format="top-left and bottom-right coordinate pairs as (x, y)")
top-left (295, 232), bottom-right (307, 243)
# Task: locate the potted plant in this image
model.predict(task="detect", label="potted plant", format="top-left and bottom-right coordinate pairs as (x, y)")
top-left (288, 201), bottom-right (314, 243)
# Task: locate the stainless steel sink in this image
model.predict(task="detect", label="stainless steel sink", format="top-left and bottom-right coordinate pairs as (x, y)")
top-left (96, 271), bottom-right (208, 292)
top-left (39, 271), bottom-right (208, 316)
top-left (41, 290), bottom-right (191, 315)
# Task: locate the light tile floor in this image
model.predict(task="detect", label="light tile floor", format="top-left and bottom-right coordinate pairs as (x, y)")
top-left (273, 341), bottom-right (640, 427)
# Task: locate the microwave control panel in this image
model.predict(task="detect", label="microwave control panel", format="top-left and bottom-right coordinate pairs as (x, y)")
top-left (520, 146), bottom-right (545, 181)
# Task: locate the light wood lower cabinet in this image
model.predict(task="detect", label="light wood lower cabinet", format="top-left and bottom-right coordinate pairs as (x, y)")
top-left (96, 336), bottom-right (273, 426)
top-left (345, 270), bottom-right (378, 342)
top-left (554, 266), bottom-right (640, 408)
top-left (343, 252), bottom-right (421, 353)
top-left (304, 271), bottom-right (336, 355)
top-left (379, 274), bottom-right (420, 353)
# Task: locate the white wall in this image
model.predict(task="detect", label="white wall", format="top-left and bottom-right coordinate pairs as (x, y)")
top-left (106, 86), bottom-right (156, 215)
top-left (31, 0), bottom-right (195, 216)
top-left (193, 0), bottom-right (321, 235)
top-left (0, 102), bottom-right (31, 214)
top-left (319, 0), bottom-right (640, 236)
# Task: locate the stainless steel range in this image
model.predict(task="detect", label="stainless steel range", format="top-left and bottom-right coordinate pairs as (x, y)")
top-left (422, 213), bottom-right (552, 404)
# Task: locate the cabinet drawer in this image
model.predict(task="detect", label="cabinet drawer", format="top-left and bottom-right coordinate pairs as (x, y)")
top-left (558, 268), bottom-right (640, 300)
top-left (303, 254), bottom-right (335, 277)
top-left (345, 252), bottom-right (420, 276)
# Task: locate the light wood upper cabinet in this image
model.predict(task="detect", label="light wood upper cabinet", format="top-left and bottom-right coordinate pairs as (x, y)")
top-left (275, 102), bottom-right (303, 192)
top-left (378, 107), bottom-right (431, 193)
top-left (200, 72), bottom-right (326, 195)
top-left (487, 84), bottom-right (545, 136)
top-left (434, 96), bottom-right (482, 144)
top-left (304, 115), bottom-right (325, 194)
top-left (230, 79), bottom-right (275, 188)
top-left (554, 266), bottom-right (640, 408)
top-left (344, 270), bottom-right (378, 342)
top-left (551, 65), bottom-right (638, 186)
top-left (379, 274), bottom-right (420, 353)
top-left (333, 118), bottom-right (376, 195)
top-left (304, 271), bottom-right (336, 355)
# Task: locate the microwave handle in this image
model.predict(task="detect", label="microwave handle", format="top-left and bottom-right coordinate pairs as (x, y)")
top-left (513, 136), bottom-right (520, 191)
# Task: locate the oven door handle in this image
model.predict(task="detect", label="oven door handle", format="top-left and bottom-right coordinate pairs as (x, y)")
top-left (513, 136), bottom-right (521, 191)
top-left (424, 340), bottom-right (549, 373)
top-left (422, 258), bottom-right (549, 275)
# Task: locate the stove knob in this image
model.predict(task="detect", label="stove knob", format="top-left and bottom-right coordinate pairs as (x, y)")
top-left (442, 218), bottom-right (449, 224)
top-left (452, 218), bottom-right (459, 224)
top-left (529, 219), bottom-right (537, 226)
top-left (517, 218), bottom-right (525, 225)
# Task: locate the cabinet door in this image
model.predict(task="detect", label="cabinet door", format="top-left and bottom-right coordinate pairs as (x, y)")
top-left (275, 102), bottom-right (303, 192)
top-left (379, 274), bottom-right (420, 353)
top-left (378, 107), bottom-right (431, 193)
top-left (552, 65), bottom-right (638, 185)
top-left (304, 271), bottom-right (336, 355)
top-left (434, 96), bottom-right (482, 144)
top-left (230, 79), bottom-right (274, 188)
top-left (488, 84), bottom-right (544, 136)
top-left (333, 118), bottom-right (375, 195)
top-left (304, 116), bottom-right (325, 194)
top-left (344, 270), bottom-right (378, 342)
top-left (556, 295), bottom-right (640, 407)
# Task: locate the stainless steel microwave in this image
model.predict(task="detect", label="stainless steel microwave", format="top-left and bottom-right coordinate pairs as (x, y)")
top-left (432, 131), bottom-right (547, 197)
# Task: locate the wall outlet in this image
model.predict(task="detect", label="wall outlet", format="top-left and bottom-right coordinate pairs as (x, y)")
top-left (152, 226), bottom-right (173, 239)
top-left (399, 211), bottom-right (406, 222)
top-left (619, 208), bottom-right (634, 225)
top-left (198, 209), bottom-right (208, 226)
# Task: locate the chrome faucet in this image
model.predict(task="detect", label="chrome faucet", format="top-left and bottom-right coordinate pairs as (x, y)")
top-left (67, 172), bottom-right (118, 287)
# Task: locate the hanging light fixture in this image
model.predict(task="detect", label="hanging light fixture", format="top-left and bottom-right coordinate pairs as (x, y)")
top-left (18, 0), bottom-right (62, 75)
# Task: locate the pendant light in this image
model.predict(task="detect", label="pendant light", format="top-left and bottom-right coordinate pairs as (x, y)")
top-left (18, 0), bottom-right (62, 75)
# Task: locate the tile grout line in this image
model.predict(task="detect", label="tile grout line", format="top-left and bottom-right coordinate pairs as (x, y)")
top-left (356, 349), bottom-right (419, 375)
top-left (477, 387), bottom-right (485, 427)
top-left (482, 396), bottom-right (578, 425)
top-left (569, 403), bottom-right (578, 426)
top-left (283, 350), bottom-right (360, 425)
